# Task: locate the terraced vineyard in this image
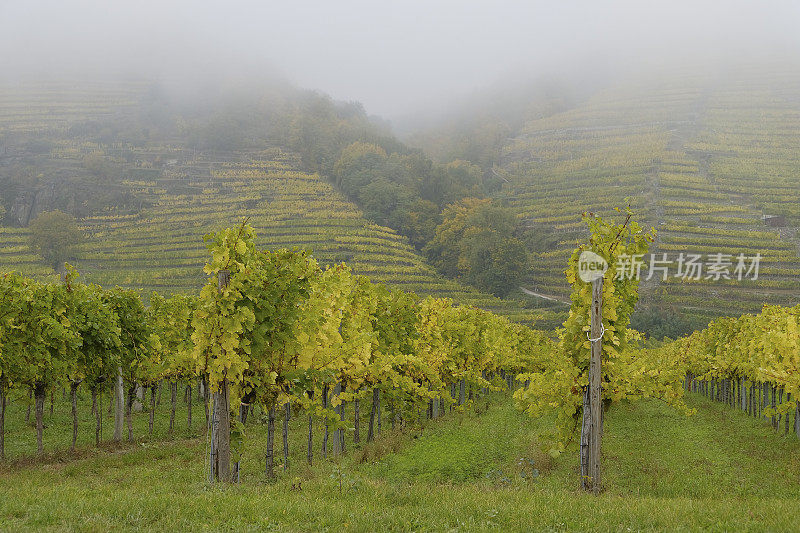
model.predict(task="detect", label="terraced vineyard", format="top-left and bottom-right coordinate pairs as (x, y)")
top-left (87, 154), bottom-right (542, 319)
top-left (500, 66), bottom-right (800, 324)
top-left (0, 227), bottom-right (54, 278)
top-left (5, 68), bottom-right (800, 329)
top-left (0, 80), bottom-right (144, 137)
top-left (0, 79), bottom-right (552, 324)
top-left (0, 147), bottom-right (541, 323)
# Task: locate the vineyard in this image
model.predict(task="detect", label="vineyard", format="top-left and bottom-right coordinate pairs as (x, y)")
top-left (6, 69), bottom-right (800, 329)
top-left (500, 65), bottom-right (800, 326)
top-left (1, 214), bottom-right (800, 530)
top-left (2, 68), bottom-right (800, 530)
top-left (0, 80), bottom-right (143, 137)
top-left (654, 302), bottom-right (800, 436)
top-left (74, 156), bottom-right (542, 323)
top-left (0, 222), bottom-right (553, 466)
top-left (0, 78), bottom-right (547, 325)
top-left (2, 213), bottom-right (798, 465)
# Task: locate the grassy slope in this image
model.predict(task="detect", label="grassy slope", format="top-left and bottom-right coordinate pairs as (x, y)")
top-left (1, 392), bottom-right (799, 532)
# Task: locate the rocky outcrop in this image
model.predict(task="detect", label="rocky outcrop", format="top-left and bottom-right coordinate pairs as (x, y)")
top-left (8, 183), bottom-right (58, 227)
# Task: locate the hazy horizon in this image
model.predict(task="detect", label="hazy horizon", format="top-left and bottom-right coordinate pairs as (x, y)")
top-left (3, 0), bottom-right (800, 123)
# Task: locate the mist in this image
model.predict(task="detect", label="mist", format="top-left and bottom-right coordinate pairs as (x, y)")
top-left (3, 0), bottom-right (800, 122)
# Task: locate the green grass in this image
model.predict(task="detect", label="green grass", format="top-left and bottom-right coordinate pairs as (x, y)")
top-left (0, 387), bottom-right (202, 460)
top-left (1, 389), bottom-right (800, 531)
top-left (365, 398), bottom-right (528, 483)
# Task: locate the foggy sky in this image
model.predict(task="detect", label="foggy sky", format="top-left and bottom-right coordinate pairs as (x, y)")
top-left (3, 1), bottom-right (800, 119)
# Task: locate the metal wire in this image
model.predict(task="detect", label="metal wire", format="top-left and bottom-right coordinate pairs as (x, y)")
top-left (587, 324), bottom-right (606, 343)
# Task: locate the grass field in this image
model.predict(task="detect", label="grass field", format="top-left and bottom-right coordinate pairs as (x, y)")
top-left (1, 390), bottom-right (798, 531)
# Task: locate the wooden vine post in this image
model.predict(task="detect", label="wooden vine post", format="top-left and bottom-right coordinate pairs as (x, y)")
top-left (581, 276), bottom-right (603, 493)
top-left (283, 401), bottom-right (290, 471)
top-left (113, 366), bottom-right (124, 442)
top-left (210, 269), bottom-right (232, 483)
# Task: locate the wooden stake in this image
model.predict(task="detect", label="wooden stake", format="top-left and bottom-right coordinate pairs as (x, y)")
top-left (149, 384), bottom-right (157, 436)
top-left (354, 397), bottom-right (360, 445)
top-left (187, 384), bottom-right (192, 429)
top-left (795, 401), bottom-right (800, 440)
top-left (307, 412), bottom-right (313, 466)
top-left (34, 383), bottom-right (45, 455)
top-left (211, 270), bottom-right (232, 482)
top-left (169, 382), bottom-right (176, 434)
top-left (70, 381), bottom-right (79, 451)
top-left (113, 367), bottom-right (124, 442)
top-left (95, 390), bottom-right (102, 446)
top-left (283, 402), bottom-right (290, 471)
top-left (588, 277), bottom-right (603, 494)
top-left (322, 384), bottom-right (329, 459)
top-left (367, 387), bottom-right (379, 442)
top-left (266, 406), bottom-right (276, 479)
top-left (0, 382), bottom-right (5, 460)
top-left (332, 382), bottom-right (342, 456)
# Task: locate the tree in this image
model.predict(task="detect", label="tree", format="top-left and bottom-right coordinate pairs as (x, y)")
top-left (395, 198), bottom-right (440, 249)
top-left (424, 198), bottom-right (490, 278)
top-left (462, 232), bottom-right (528, 298)
top-left (424, 198), bottom-right (528, 297)
top-left (421, 160), bottom-right (483, 207)
top-left (333, 142), bottom-right (388, 197)
top-left (359, 178), bottom-right (414, 226)
top-left (28, 211), bottom-right (83, 271)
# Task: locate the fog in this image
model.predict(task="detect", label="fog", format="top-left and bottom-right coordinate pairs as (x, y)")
top-left (3, 0), bottom-right (800, 121)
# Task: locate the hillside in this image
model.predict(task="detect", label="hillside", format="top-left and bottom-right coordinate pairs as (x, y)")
top-left (0, 81), bottom-right (543, 324)
top-left (0, 79), bottom-right (145, 137)
top-left (493, 64), bottom-right (800, 326)
top-left (8, 66), bottom-right (800, 330)
top-left (83, 152), bottom-right (543, 321)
